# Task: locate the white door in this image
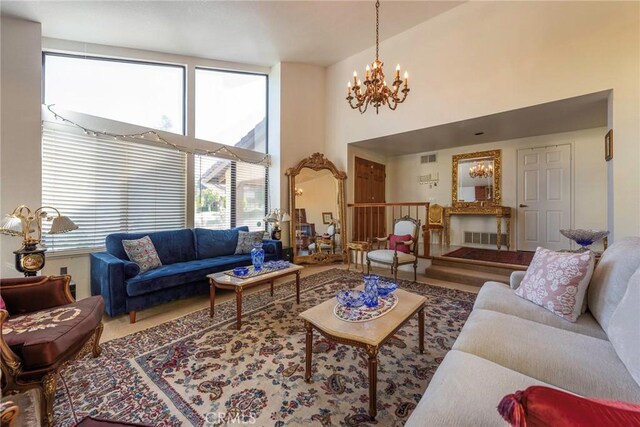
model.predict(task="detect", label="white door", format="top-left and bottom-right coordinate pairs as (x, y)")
top-left (517, 145), bottom-right (571, 251)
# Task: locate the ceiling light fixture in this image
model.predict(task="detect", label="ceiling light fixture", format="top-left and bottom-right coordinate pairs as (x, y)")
top-left (346, 0), bottom-right (409, 114)
top-left (469, 162), bottom-right (494, 179)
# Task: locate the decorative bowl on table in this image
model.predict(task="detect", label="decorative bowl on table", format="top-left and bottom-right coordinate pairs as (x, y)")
top-left (336, 290), bottom-right (365, 308)
top-left (377, 279), bottom-right (398, 297)
top-left (233, 267), bottom-right (249, 276)
top-left (560, 229), bottom-right (609, 251)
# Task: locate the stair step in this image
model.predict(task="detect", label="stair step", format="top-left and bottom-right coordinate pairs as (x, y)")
top-left (424, 265), bottom-right (511, 287)
top-left (432, 257), bottom-right (525, 276)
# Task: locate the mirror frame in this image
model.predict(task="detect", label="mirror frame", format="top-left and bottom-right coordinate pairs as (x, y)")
top-left (285, 153), bottom-right (347, 264)
top-left (451, 149), bottom-right (502, 207)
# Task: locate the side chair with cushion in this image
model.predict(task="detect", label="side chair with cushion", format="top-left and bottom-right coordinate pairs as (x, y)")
top-left (367, 215), bottom-right (421, 281)
top-left (0, 275), bottom-right (104, 427)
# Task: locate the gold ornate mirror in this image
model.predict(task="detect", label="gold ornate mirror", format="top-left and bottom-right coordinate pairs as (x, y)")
top-left (452, 149), bottom-right (502, 207)
top-left (286, 153), bottom-right (347, 264)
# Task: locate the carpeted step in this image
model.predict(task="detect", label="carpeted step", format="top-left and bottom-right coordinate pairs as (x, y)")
top-left (424, 265), bottom-right (511, 287)
top-left (431, 257), bottom-right (526, 276)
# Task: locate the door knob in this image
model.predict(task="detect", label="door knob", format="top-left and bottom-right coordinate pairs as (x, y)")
top-left (519, 204), bottom-right (528, 208)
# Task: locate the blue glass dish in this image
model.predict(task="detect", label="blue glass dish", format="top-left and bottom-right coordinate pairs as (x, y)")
top-left (377, 279), bottom-right (398, 297)
top-left (233, 267), bottom-right (249, 276)
top-left (336, 290), bottom-right (365, 308)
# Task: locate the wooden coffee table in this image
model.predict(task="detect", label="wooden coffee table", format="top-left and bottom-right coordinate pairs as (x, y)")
top-left (299, 287), bottom-right (426, 420)
top-left (207, 264), bottom-right (303, 330)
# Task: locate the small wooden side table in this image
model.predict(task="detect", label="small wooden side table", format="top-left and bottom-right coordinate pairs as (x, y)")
top-left (346, 241), bottom-right (370, 272)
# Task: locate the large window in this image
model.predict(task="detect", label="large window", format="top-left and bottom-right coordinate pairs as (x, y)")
top-left (42, 124), bottom-right (186, 252)
top-left (194, 156), bottom-right (266, 231)
top-left (195, 69), bottom-right (267, 152)
top-left (44, 53), bottom-right (185, 134)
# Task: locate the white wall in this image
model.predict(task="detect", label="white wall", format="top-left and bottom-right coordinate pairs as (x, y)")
top-left (326, 1), bottom-right (640, 241)
top-left (0, 17), bottom-right (42, 279)
top-left (388, 128), bottom-right (608, 250)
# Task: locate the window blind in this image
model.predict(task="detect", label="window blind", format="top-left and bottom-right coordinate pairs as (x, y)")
top-left (194, 155), bottom-right (266, 231)
top-left (42, 123), bottom-right (186, 252)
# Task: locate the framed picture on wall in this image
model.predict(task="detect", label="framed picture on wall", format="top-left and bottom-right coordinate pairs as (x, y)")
top-left (322, 212), bottom-right (333, 224)
top-left (605, 129), bottom-right (613, 161)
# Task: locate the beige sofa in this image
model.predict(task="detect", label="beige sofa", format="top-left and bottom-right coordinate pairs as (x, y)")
top-left (406, 237), bottom-right (640, 426)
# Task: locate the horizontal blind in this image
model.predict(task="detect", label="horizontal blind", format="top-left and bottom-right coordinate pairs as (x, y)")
top-left (194, 155), bottom-right (265, 231)
top-left (42, 124), bottom-right (186, 252)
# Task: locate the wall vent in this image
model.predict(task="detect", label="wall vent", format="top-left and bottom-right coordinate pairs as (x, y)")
top-left (464, 231), bottom-right (508, 246)
top-left (420, 154), bottom-right (437, 164)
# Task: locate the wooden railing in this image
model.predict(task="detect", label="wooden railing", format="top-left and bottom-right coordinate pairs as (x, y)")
top-left (347, 202), bottom-right (431, 258)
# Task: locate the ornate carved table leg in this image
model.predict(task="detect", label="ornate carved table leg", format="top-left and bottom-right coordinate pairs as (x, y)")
top-left (209, 279), bottom-right (216, 318)
top-left (445, 213), bottom-right (451, 246)
top-left (235, 287), bottom-right (243, 330)
top-left (296, 271), bottom-right (301, 304)
top-left (42, 371), bottom-right (57, 427)
top-left (496, 215), bottom-right (503, 250)
top-left (419, 307), bottom-right (425, 354)
top-left (366, 345), bottom-right (379, 420)
top-left (304, 321), bottom-right (313, 383)
top-left (506, 215), bottom-right (512, 251)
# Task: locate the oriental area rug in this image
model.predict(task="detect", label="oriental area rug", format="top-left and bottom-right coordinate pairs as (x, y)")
top-left (54, 269), bottom-right (475, 426)
top-left (443, 247), bottom-right (534, 267)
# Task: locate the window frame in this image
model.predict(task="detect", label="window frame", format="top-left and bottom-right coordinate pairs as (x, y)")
top-left (42, 52), bottom-right (187, 136)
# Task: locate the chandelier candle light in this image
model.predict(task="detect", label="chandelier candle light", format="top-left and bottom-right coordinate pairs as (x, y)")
top-left (0, 205), bottom-right (78, 276)
top-left (346, 0), bottom-right (410, 114)
top-left (469, 162), bottom-right (494, 179)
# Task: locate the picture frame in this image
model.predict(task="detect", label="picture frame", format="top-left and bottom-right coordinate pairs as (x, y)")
top-left (322, 212), bottom-right (333, 224)
top-left (605, 129), bottom-right (613, 161)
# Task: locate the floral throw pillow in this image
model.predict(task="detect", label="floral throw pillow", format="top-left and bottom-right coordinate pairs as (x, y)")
top-left (235, 231), bottom-right (264, 255)
top-left (122, 235), bottom-right (162, 273)
top-left (515, 247), bottom-right (595, 322)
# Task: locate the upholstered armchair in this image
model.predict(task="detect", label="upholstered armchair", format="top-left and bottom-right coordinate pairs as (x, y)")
top-left (308, 223), bottom-right (337, 254)
top-left (367, 215), bottom-right (421, 281)
top-left (0, 275), bottom-right (104, 427)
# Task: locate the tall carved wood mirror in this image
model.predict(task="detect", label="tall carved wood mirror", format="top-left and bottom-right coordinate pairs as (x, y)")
top-left (286, 153), bottom-right (347, 264)
top-left (452, 149), bottom-right (502, 207)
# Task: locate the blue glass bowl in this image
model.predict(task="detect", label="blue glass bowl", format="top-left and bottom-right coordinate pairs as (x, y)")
top-left (336, 290), bottom-right (365, 308)
top-left (233, 267), bottom-right (249, 276)
top-left (377, 279), bottom-right (398, 297)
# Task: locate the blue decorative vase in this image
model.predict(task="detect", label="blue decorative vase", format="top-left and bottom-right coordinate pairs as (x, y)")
top-left (363, 274), bottom-right (379, 308)
top-left (251, 242), bottom-right (265, 271)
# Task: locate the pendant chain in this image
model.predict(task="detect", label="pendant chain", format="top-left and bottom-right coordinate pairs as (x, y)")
top-left (375, 0), bottom-right (380, 60)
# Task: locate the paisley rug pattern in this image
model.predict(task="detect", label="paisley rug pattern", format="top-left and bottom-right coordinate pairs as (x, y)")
top-left (54, 269), bottom-right (475, 426)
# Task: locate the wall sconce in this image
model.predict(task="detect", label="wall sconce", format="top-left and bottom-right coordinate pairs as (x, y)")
top-left (0, 205), bottom-right (78, 276)
top-left (264, 208), bottom-right (291, 240)
top-left (294, 187), bottom-right (303, 197)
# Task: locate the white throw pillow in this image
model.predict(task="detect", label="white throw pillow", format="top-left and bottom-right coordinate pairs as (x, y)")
top-left (515, 247), bottom-right (595, 322)
top-left (607, 267), bottom-right (640, 387)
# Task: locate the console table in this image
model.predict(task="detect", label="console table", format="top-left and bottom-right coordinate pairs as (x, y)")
top-left (444, 205), bottom-right (512, 250)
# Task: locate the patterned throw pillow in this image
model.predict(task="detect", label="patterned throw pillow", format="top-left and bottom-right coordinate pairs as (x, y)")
top-left (122, 235), bottom-right (162, 273)
top-left (235, 231), bottom-right (264, 254)
top-left (389, 234), bottom-right (412, 253)
top-left (515, 247), bottom-right (595, 322)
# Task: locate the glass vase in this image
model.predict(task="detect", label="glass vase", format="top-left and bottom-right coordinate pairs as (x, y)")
top-left (363, 274), bottom-right (379, 308)
top-left (251, 242), bottom-right (265, 271)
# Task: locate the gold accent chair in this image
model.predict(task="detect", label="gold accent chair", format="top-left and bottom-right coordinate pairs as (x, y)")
top-left (0, 275), bottom-right (104, 427)
top-left (367, 215), bottom-right (421, 281)
top-left (425, 203), bottom-right (445, 247)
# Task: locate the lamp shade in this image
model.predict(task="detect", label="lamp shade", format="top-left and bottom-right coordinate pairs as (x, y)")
top-left (49, 215), bottom-right (79, 234)
top-left (281, 212), bottom-right (291, 222)
top-left (0, 215), bottom-right (24, 237)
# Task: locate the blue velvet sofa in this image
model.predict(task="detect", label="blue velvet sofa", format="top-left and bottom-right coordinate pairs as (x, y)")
top-left (90, 227), bottom-right (282, 322)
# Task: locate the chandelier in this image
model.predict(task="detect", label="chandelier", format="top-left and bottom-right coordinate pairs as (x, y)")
top-left (346, 0), bottom-right (409, 114)
top-left (469, 162), bottom-right (494, 179)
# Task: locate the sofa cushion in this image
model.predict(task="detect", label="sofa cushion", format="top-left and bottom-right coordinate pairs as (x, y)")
top-left (588, 237), bottom-right (640, 332)
top-left (452, 309), bottom-right (640, 402)
top-left (405, 350), bottom-right (551, 427)
top-left (194, 227), bottom-right (247, 259)
top-left (2, 296), bottom-right (104, 369)
top-left (106, 229), bottom-right (197, 265)
top-left (514, 247), bottom-right (595, 322)
top-left (475, 281), bottom-right (607, 340)
top-left (234, 230), bottom-right (265, 254)
top-left (608, 267), bottom-right (640, 388)
top-left (122, 236), bottom-right (162, 273)
top-left (126, 255), bottom-right (253, 296)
